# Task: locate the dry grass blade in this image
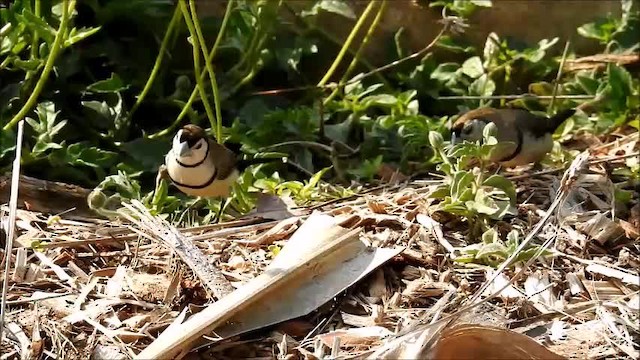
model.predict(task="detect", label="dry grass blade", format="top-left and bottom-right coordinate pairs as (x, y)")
top-left (0, 120), bottom-right (25, 343)
top-left (119, 200), bottom-right (234, 300)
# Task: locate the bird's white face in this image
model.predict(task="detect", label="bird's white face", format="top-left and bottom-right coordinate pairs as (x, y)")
top-left (454, 119), bottom-right (486, 143)
top-left (171, 130), bottom-right (209, 166)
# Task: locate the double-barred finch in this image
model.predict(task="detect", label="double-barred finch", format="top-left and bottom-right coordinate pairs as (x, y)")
top-left (451, 107), bottom-right (576, 167)
top-left (157, 124), bottom-right (283, 199)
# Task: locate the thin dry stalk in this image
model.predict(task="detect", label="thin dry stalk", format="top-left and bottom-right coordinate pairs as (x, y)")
top-left (0, 120), bottom-right (25, 343)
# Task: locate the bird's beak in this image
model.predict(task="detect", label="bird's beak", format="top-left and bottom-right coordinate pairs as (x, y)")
top-left (176, 141), bottom-right (191, 157)
top-left (451, 132), bottom-right (457, 144)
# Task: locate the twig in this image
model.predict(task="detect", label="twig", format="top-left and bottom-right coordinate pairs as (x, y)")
top-left (436, 94), bottom-right (595, 101)
top-left (0, 120), bottom-right (25, 342)
top-left (507, 167), bottom-right (565, 181)
top-left (589, 152), bottom-right (639, 165)
top-left (592, 132), bottom-right (639, 152)
top-left (263, 141), bottom-right (334, 153)
top-left (548, 40), bottom-right (571, 113)
top-left (347, 22), bottom-right (449, 87)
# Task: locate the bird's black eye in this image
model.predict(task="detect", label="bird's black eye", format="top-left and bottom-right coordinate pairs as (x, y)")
top-left (193, 142), bottom-right (203, 150)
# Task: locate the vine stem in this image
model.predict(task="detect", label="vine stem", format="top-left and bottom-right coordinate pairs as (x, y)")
top-left (130, 6), bottom-right (182, 117)
top-left (3, 0), bottom-right (73, 131)
top-left (149, 0), bottom-right (235, 139)
top-left (324, 0), bottom-right (387, 105)
top-left (317, 0), bottom-right (377, 87)
top-left (178, 1), bottom-right (216, 138)
top-left (188, 0), bottom-right (223, 143)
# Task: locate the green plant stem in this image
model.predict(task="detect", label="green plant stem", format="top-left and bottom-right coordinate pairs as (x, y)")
top-left (317, 0), bottom-right (377, 87)
top-left (0, 57), bottom-right (11, 70)
top-left (149, 0), bottom-right (235, 139)
top-left (548, 40), bottom-right (571, 113)
top-left (29, 0), bottom-right (41, 60)
top-left (324, 0), bottom-right (386, 105)
top-left (130, 6), bottom-right (181, 117)
top-left (3, 0), bottom-right (73, 131)
top-left (178, 1), bottom-right (216, 139)
top-left (188, 0), bottom-right (223, 143)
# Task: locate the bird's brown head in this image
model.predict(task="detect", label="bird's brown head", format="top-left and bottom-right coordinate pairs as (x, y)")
top-left (179, 124), bottom-right (207, 147)
top-left (450, 108), bottom-right (497, 144)
top-left (172, 124), bottom-right (209, 162)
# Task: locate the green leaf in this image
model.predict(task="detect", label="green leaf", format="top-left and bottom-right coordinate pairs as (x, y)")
top-left (577, 20), bottom-right (612, 43)
top-left (575, 74), bottom-right (600, 95)
top-left (470, 0), bottom-right (492, 7)
top-left (475, 242), bottom-right (508, 261)
top-left (0, 130), bottom-right (16, 160)
top-left (482, 174), bottom-right (517, 204)
top-left (482, 228), bottom-right (499, 244)
top-left (506, 229), bottom-right (520, 249)
top-left (528, 82), bottom-right (554, 96)
top-left (301, 0), bottom-right (356, 19)
top-left (483, 32), bottom-right (500, 67)
top-left (64, 26), bottom-right (101, 47)
top-left (274, 36), bottom-right (318, 72)
top-left (12, 58), bottom-right (42, 71)
top-left (428, 131), bottom-right (444, 149)
top-left (64, 143), bottom-right (118, 169)
top-left (482, 122), bottom-right (498, 141)
top-left (437, 35), bottom-right (475, 53)
top-left (86, 73), bottom-right (128, 93)
top-left (469, 74), bottom-right (496, 97)
top-left (119, 137), bottom-right (170, 173)
top-left (430, 63), bottom-right (461, 83)
top-left (16, 9), bottom-right (56, 44)
top-left (32, 141), bottom-right (64, 155)
top-left (461, 56), bottom-right (484, 78)
top-left (428, 184), bottom-right (451, 199)
top-left (607, 63), bottom-right (633, 99)
top-left (451, 171), bottom-right (474, 200)
top-left (523, 37), bottom-right (559, 63)
top-left (363, 94), bottom-right (398, 107)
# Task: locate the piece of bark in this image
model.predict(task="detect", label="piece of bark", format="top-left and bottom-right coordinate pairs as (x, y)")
top-left (0, 173), bottom-right (96, 217)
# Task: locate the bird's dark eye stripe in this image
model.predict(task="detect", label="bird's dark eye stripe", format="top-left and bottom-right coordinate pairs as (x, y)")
top-left (180, 134), bottom-right (201, 147)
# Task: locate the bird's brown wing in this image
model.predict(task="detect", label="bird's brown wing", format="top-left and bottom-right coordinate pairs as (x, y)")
top-left (208, 140), bottom-right (240, 180)
top-left (512, 109), bottom-right (555, 138)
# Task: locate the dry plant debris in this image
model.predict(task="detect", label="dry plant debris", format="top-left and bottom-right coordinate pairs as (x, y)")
top-left (0, 133), bottom-right (639, 359)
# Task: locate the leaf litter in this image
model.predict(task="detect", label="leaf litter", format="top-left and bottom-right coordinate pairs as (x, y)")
top-left (0, 131), bottom-right (638, 359)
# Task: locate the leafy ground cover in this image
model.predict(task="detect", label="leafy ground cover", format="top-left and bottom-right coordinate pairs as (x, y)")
top-left (1, 0), bottom-right (635, 224)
